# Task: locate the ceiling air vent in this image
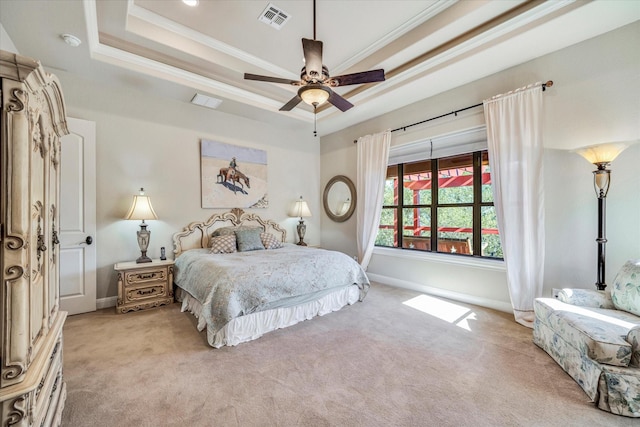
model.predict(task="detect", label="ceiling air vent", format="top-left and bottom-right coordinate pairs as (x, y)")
top-left (258, 3), bottom-right (291, 30)
top-left (191, 93), bottom-right (222, 110)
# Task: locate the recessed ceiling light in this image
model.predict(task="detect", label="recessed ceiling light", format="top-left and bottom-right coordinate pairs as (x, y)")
top-left (182, 0), bottom-right (199, 6)
top-left (60, 33), bottom-right (82, 47)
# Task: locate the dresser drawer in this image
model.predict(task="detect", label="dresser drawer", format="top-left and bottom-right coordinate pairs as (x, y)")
top-left (124, 267), bottom-right (168, 286)
top-left (33, 336), bottom-right (63, 427)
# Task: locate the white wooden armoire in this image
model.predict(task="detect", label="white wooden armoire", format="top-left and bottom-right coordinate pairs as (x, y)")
top-left (0, 51), bottom-right (69, 426)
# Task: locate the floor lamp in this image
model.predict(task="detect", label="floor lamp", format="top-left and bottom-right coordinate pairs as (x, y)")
top-left (575, 142), bottom-right (629, 290)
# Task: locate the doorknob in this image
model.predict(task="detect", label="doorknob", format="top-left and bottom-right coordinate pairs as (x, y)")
top-left (85, 236), bottom-right (93, 245)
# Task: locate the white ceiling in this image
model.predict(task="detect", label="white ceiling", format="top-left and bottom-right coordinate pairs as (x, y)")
top-left (1, 0), bottom-right (639, 136)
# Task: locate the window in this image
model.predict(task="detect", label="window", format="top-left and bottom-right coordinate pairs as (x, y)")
top-left (375, 151), bottom-right (503, 259)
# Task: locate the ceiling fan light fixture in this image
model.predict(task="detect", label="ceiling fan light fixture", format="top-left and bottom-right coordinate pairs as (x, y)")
top-left (182, 0), bottom-right (199, 6)
top-left (299, 85), bottom-right (330, 106)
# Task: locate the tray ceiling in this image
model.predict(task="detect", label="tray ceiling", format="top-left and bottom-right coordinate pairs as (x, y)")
top-left (1, 0), bottom-right (638, 136)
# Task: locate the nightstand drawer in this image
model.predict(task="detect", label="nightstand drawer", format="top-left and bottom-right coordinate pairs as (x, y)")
top-left (124, 283), bottom-right (168, 303)
top-left (124, 268), bottom-right (167, 286)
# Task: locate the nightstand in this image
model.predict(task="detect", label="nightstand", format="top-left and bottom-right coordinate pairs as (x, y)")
top-left (114, 259), bottom-right (174, 314)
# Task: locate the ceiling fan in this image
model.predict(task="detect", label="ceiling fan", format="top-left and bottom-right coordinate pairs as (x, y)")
top-left (244, 0), bottom-right (385, 114)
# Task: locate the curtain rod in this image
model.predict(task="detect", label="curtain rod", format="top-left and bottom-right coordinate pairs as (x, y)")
top-left (353, 80), bottom-right (553, 143)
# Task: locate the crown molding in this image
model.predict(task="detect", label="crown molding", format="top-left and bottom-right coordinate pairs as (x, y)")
top-left (126, 0), bottom-right (298, 80)
top-left (83, 0), bottom-right (312, 122)
top-left (332, 0), bottom-right (457, 74)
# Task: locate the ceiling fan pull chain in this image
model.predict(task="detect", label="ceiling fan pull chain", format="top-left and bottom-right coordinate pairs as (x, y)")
top-left (313, 105), bottom-right (318, 137)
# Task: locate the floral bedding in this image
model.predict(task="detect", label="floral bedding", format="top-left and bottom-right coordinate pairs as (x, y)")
top-left (174, 244), bottom-right (370, 335)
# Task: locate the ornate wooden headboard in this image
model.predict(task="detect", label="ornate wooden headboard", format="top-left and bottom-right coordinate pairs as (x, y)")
top-left (172, 208), bottom-right (287, 257)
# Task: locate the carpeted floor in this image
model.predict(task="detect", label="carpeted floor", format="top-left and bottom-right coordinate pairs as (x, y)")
top-left (61, 283), bottom-right (634, 426)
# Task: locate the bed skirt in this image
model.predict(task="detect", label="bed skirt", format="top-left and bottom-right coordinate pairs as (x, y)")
top-left (176, 285), bottom-right (360, 348)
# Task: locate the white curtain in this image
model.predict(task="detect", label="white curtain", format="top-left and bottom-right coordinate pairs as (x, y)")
top-left (356, 130), bottom-right (391, 270)
top-left (483, 83), bottom-right (545, 328)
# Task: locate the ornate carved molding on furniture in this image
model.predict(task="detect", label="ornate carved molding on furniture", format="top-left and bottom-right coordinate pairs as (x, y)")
top-left (114, 259), bottom-right (175, 314)
top-left (0, 50), bottom-right (69, 426)
top-left (173, 208), bottom-right (287, 257)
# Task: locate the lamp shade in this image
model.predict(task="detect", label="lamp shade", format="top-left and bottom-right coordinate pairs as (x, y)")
top-left (299, 85), bottom-right (330, 106)
top-left (288, 197), bottom-right (312, 218)
top-left (124, 189), bottom-right (158, 221)
top-left (574, 141), bottom-right (630, 165)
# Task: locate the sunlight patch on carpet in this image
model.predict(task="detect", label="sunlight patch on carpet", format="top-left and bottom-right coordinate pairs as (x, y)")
top-left (403, 294), bottom-right (475, 331)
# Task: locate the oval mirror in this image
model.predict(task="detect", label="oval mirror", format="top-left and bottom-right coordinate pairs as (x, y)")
top-left (323, 175), bottom-right (356, 222)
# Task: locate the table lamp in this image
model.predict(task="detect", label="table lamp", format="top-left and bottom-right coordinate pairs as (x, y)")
top-left (125, 188), bottom-right (158, 263)
top-left (288, 196), bottom-right (312, 246)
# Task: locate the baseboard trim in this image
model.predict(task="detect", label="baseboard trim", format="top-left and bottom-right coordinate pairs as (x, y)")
top-left (96, 296), bottom-right (117, 310)
top-left (367, 272), bottom-right (513, 314)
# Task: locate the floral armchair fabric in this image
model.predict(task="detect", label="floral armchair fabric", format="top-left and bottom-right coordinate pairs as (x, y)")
top-left (533, 259), bottom-right (640, 417)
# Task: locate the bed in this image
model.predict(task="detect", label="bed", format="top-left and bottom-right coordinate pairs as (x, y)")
top-left (172, 208), bottom-right (370, 348)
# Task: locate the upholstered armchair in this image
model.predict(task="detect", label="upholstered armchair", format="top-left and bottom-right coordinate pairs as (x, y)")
top-left (533, 259), bottom-right (640, 417)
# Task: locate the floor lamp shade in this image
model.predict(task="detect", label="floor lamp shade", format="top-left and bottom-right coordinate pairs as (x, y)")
top-left (125, 188), bottom-right (158, 263)
top-left (574, 141), bottom-right (631, 290)
top-left (574, 142), bottom-right (629, 166)
top-left (288, 196), bottom-right (312, 246)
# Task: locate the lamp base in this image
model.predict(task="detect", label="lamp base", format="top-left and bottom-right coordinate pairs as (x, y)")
top-left (296, 220), bottom-right (307, 246)
top-left (136, 224), bottom-right (152, 263)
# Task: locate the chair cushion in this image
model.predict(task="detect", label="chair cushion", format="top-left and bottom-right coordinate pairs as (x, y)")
top-left (628, 327), bottom-right (640, 368)
top-left (534, 298), bottom-right (636, 367)
top-left (557, 288), bottom-right (615, 309)
top-left (611, 259), bottom-right (640, 316)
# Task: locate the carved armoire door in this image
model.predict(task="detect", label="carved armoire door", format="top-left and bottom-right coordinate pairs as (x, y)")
top-left (0, 50), bottom-right (68, 427)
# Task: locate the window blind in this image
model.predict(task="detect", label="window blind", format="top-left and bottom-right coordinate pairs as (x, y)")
top-left (388, 126), bottom-right (487, 166)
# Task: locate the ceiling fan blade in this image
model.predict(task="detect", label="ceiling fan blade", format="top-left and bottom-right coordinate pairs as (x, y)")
top-left (327, 90), bottom-right (354, 112)
top-left (330, 69), bottom-right (385, 86)
top-left (279, 95), bottom-right (303, 111)
top-left (302, 38), bottom-right (323, 80)
top-left (244, 73), bottom-right (299, 85)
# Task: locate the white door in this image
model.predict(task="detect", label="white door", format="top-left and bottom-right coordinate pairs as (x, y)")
top-left (60, 117), bottom-right (97, 314)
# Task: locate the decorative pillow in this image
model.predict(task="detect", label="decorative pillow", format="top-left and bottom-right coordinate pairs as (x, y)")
top-left (212, 225), bottom-right (261, 237)
top-left (261, 232), bottom-right (283, 249)
top-left (235, 228), bottom-right (265, 252)
top-left (611, 259), bottom-right (640, 316)
top-left (210, 234), bottom-right (237, 254)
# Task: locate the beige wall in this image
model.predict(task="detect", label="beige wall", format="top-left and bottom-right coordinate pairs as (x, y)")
top-left (56, 72), bottom-right (320, 301)
top-left (0, 23), bottom-right (17, 53)
top-left (320, 21), bottom-right (640, 310)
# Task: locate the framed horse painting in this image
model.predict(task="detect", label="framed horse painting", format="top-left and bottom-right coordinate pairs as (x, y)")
top-left (200, 139), bottom-right (268, 208)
